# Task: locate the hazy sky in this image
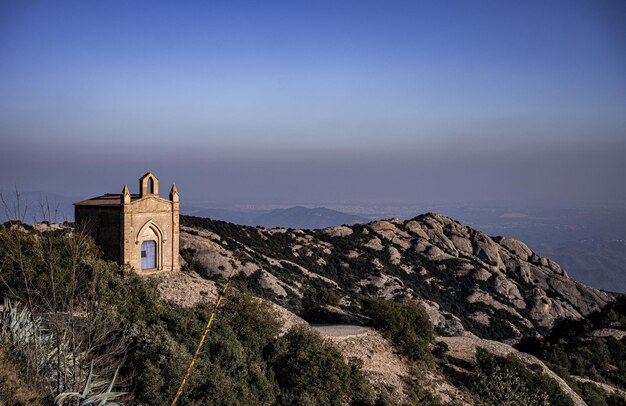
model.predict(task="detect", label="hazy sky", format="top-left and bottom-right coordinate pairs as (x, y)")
top-left (1, 1), bottom-right (625, 206)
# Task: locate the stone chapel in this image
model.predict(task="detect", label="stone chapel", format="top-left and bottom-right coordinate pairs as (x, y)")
top-left (74, 172), bottom-right (180, 272)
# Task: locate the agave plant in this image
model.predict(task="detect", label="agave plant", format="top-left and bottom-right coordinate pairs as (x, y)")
top-left (54, 361), bottom-right (126, 406)
top-left (1, 299), bottom-right (126, 404)
top-left (46, 329), bottom-right (90, 388)
top-left (1, 299), bottom-right (64, 383)
top-left (0, 297), bottom-right (42, 346)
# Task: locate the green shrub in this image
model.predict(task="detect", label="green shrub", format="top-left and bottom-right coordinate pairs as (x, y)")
top-left (0, 226), bottom-right (129, 401)
top-left (360, 296), bottom-right (434, 361)
top-left (268, 326), bottom-right (375, 406)
top-left (470, 348), bottom-right (574, 406)
top-left (431, 341), bottom-right (449, 358)
top-left (570, 381), bottom-right (626, 406)
top-left (301, 287), bottom-right (341, 312)
top-left (123, 294), bottom-right (283, 406)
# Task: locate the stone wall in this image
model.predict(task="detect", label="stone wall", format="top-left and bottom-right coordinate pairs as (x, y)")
top-left (75, 205), bottom-right (122, 263)
top-left (122, 196), bottom-right (179, 272)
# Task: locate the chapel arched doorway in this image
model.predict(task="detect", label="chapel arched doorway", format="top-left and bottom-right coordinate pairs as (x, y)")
top-left (141, 240), bottom-right (157, 270)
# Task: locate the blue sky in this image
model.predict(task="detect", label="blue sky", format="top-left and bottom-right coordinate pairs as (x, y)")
top-left (1, 0), bottom-right (625, 205)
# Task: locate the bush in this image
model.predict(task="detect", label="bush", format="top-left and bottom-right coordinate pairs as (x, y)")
top-left (432, 341), bottom-right (449, 358)
top-left (571, 381), bottom-right (626, 406)
top-left (301, 287), bottom-right (341, 312)
top-left (470, 348), bottom-right (574, 406)
top-left (124, 294), bottom-right (283, 405)
top-left (360, 296), bottom-right (434, 360)
top-left (267, 326), bottom-right (374, 405)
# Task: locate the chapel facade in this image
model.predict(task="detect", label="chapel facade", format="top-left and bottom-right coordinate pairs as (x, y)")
top-left (74, 172), bottom-right (180, 272)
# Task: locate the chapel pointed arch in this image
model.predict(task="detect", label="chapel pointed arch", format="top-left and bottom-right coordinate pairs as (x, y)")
top-left (135, 219), bottom-right (167, 245)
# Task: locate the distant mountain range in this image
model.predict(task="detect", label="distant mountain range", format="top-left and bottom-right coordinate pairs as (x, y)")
top-left (184, 206), bottom-right (368, 230)
top-left (0, 191), bottom-right (368, 230)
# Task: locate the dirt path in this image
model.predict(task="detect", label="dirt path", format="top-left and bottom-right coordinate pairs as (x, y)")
top-left (311, 324), bottom-right (369, 337)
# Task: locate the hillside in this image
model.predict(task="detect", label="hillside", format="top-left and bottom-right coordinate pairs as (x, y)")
top-left (0, 223), bottom-right (378, 405)
top-left (515, 295), bottom-right (626, 403)
top-left (181, 213), bottom-right (612, 341)
top-left (2, 219), bottom-right (624, 405)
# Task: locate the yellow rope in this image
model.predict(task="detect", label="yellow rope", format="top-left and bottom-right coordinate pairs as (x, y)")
top-left (170, 267), bottom-right (236, 406)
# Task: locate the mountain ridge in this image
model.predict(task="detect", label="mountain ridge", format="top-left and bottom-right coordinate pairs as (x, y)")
top-left (180, 212), bottom-right (613, 342)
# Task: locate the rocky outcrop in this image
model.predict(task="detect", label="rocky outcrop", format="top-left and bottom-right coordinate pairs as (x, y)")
top-left (323, 226), bottom-right (353, 238)
top-left (364, 237), bottom-right (384, 251)
top-left (418, 299), bottom-right (471, 337)
top-left (147, 270), bottom-right (218, 308)
top-left (387, 213), bottom-right (612, 338)
top-left (312, 325), bottom-right (410, 401)
top-left (180, 213), bottom-right (612, 341)
top-left (145, 269), bottom-right (307, 335)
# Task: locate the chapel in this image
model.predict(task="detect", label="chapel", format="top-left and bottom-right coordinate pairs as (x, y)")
top-left (74, 172), bottom-right (180, 272)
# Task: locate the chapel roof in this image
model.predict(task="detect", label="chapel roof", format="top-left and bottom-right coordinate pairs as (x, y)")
top-left (73, 193), bottom-right (141, 207)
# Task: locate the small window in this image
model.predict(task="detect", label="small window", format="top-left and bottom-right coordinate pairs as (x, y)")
top-left (147, 177), bottom-right (154, 194)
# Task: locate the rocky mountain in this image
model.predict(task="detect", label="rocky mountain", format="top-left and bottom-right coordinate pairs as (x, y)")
top-left (180, 213), bottom-right (613, 342)
top-left (438, 205), bottom-right (626, 293)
